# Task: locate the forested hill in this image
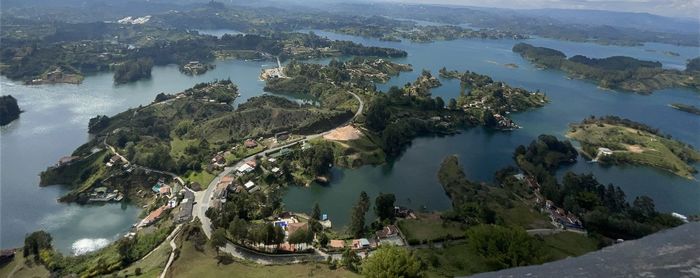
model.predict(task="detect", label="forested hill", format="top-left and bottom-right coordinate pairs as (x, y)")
top-left (513, 43), bottom-right (700, 94)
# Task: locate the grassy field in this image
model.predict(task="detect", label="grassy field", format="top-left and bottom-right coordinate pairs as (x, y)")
top-left (414, 231), bottom-right (600, 277)
top-left (414, 242), bottom-right (491, 278)
top-left (328, 132), bottom-right (386, 168)
top-left (567, 123), bottom-right (700, 178)
top-left (397, 213), bottom-right (465, 244)
top-left (116, 239), bottom-right (172, 278)
top-left (168, 240), bottom-right (359, 278)
top-left (0, 253), bottom-right (51, 278)
top-left (541, 232), bottom-right (600, 260)
top-left (495, 200), bottom-right (552, 230)
top-left (185, 169), bottom-right (217, 188)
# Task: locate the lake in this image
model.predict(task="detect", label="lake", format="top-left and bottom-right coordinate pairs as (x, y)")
top-left (1, 29), bottom-right (698, 253)
top-left (283, 30), bottom-right (700, 229)
top-left (0, 60), bottom-right (274, 254)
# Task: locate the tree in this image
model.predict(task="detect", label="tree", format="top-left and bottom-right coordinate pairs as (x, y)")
top-left (341, 249), bottom-right (361, 272)
top-left (359, 191), bottom-right (370, 214)
top-left (374, 193), bottom-right (396, 221)
top-left (349, 204), bottom-right (366, 238)
top-left (631, 196), bottom-right (656, 221)
top-left (288, 228), bottom-right (308, 250)
top-left (210, 228), bottom-right (227, 252)
top-left (466, 225), bottom-right (546, 270)
top-left (447, 98), bottom-right (457, 110)
top-left (228, 217), bottom-right (248, 244)
top-left (361, 245), bottom-right (423, 278)
top-left (23, 230), bottom-right (53, 258)
top-left (435, 96), bottom-right (445, 109)
top-left (318, 233), bottom-right (329, 247)
top-left (312, 203), bottom-right (321, 220)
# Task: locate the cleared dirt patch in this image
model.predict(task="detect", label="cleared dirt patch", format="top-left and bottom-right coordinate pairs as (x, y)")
top-left (324, 125), bottom-right (361, 141)
top-left (625, 144), bottom-right (645, 153)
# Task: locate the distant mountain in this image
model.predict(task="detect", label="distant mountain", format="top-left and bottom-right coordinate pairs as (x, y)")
top-left (513, 9), bottom-right (700, 35)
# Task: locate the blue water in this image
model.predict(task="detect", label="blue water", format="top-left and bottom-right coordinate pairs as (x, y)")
top-left (1, 29), bottom-right (698, 252)
top-left (283, 30), bottom-right (700, 229)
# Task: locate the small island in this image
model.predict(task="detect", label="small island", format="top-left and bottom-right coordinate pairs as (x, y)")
top-left (670, 103), bottom-right (700, 115)
top-left (179, 61), bottom-right (215, 76)
top-left (513, 43), bottom-right (700, 94)
top-left (113, 58), bottom-right (153, 84)
top-left (567, 116), bottom-right (700, 179)
top-left (0, 95), bottom-right (21, 126)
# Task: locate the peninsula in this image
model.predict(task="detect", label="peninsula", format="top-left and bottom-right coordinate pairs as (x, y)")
top-left (567, 116), bottom-right (700, 179)
top-left (669, 103), bottom-right (700, 116)
top-left (513, 43), bottom-right (700, 94)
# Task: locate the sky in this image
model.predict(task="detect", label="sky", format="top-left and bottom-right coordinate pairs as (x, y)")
top-left (384, 0), bottom-right (700, 18)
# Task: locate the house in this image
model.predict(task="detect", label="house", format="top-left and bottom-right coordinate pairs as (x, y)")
top-left (329, 240), bottom-right (345, 249)
top-left (139, 206), bottom-right (167, 228)
top-left (237, 163), bottom-right (254, 174)
top-left (159, 185), bottom-right (172, 196)
top-left (110, 155), bottom-right (124, 165)
top-left (245, 160), bottom-right (257, 168)
top-left (244, 139), bottom-right (258, 148)
top-left (376, 225), bottom-right (404, 246)
top-left (244, 181), bottom-right (256, 191)
top-left (375, 225), bottom-right (400, 239)
top-left (176, 190), bottom-right (195, 223)
top-left (352, 238), bottom-right (371, 250)
top-left (267, 157), bottom-right (277, 163)
top-left (271, 167), bottom-right (281, 176)
top-left (275, 131), bottom-right (290, 142)
top-left (287, 222), bottom-right (308, 236)
top-left (598, 147), bottom-right (614, 156)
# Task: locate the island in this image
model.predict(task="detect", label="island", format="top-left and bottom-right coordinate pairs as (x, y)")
top-left (513, 43), bottom-right (700, 94)
top-left (179, 61), bottom-right (215, 76)
top-left (669, 103), bottom-right (700, 115)
top-left (0, 19), bottom-right (407, 85)
top-left (0, 95), bottom-right (21, 126)
top-left (566, 116), bottom-right (700, 179)
top-left (113, 58), bottom-right (153, 84)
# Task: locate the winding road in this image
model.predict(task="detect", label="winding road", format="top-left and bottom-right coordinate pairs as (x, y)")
top-left (191, 90), bottom-right (364, 263)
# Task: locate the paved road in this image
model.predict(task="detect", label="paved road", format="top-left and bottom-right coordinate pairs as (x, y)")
top-left (192, 90), bottom-right (364, 263)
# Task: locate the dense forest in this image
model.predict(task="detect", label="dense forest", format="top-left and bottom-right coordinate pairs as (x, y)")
top-left (113, 58), bottom-right (153, 84)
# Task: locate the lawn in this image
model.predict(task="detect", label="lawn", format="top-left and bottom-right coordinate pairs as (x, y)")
top-left (0, 252), bottom-right (51, 278)
top-left (397, 213), bottom-right (465, 244)
top-left (541, 231), bottom-right (600, 260)
top-left (168, 240), bottom-right (358, 278)
top-left (495, 201), bottom-right (552, 230)
top-left (185, 169), bottom-right (217, 189)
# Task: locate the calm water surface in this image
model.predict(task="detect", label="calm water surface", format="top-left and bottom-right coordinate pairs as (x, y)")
top-left (284, 30), bottom-right (700, 228)
top-left (1, 30), bottom-right (698, 252)
top-left (0, 60), bottom-right (271, 254)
